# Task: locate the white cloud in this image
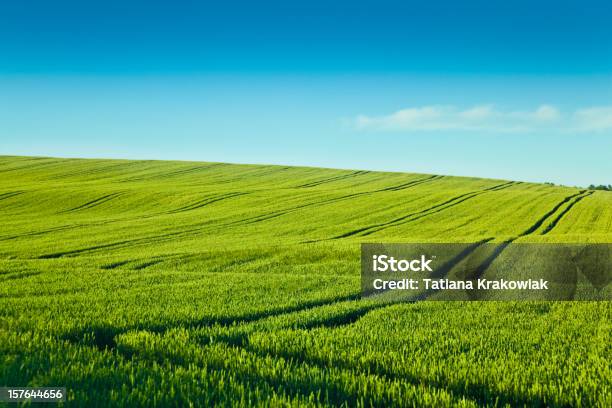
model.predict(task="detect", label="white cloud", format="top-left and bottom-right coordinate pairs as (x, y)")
top-left (352, 104), bottom-right (612, 133)
top-left (573, 107), bottom-right (612, 132)
top-left (533, 105), bottom-right (560, 121)
top-left (459, 105), bottom-right (495, 121)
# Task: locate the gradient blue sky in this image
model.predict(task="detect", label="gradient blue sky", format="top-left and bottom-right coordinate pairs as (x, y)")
top-left (1, 0), bottom-right (611, 185)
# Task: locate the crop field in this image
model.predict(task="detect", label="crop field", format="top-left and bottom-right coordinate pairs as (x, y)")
top-left (0, 155), bottom-right (610, 407)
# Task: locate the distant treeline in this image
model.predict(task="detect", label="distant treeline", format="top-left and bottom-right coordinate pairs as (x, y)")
top-left (588, 184), bottom-right (612, 191)
top-left (544, 182), bottom-right (611, 191)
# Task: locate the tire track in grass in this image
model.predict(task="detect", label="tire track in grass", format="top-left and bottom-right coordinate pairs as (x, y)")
top-left (61, 297), bottom-right (480, 406)
top-left (271, 241), bottom-right (493, 323)
top-left (0, 191), bottom-right (25, 203)
top-left (222, 175), bottom-right (444, 227)
top-left (60, 192), bottom-right (124, 213)
top-left (187, 168), bottom-right (281, 187)
top-left (196, 174), bottom-right (441, 229)
top-left (167, 192), bottom-right (248, 214)
top-left (541, 191), bottom-right (593, 234)
top-left (29, 174), bottom-right (443, 250)
top-left (35, 224), bottom-right (214, 258)
top-left (31, 177), bottom-right (454, 257)
top-left (38, 239), bottom-right (144, 259)
top-left (99, 254), bottom-right (183, 270)
top-left (317, 238), bottom-right (492, 303)
top-left (46, 160), bottom-right (147, 180)
top-left (53, 249), bottom-right (524, 407)
top-left (0, 158), bottom-right (73, 174)
top-left (0, 216), bottom-right (164, 242)
top-left (61, 293), bottom-right (362, 350)
top-left (5, 191), bottom-right (247, 245)
top-left (35, 214), bottom-right (252, 258)
top-left (518, 190), bottom-right (587, 236)
top-left (0, 271), bottom-right (41, 282)
top-left (35, 209), bottom-right (275, 257)
top-left (65, 293), bottom-right (522, 407)
top-left (131, 260), bottom-right (164, 270)
top-left (216, 290), bottom-right (560, 406)
top-left (408, 238), bottom-right (495, 301)
top-left (334, 181), bottom-right (518, 239)
top-left (246, 165), bottom-right (292, 178)
top-left (465, 190), bottom-right (590, 282)
top-left (295, 170), bottom-right (370, 188)
top-left (118, 163), bottom-right (223, 182)
top-left (182, 165), bottom-right (293, 187)
top-left (36, 227), bottom-right (202, 258)
top-left (138, 164), bottom-right (220, 180)
top-left (100, 260), bottom-right (133, 270)
top-left (31, 176), bottom-right (446, 258)
top-left (377, 175), bottom-right (443, 191)
top-left (105, 162), bottom-right (181, 183)
top-left (0, 225), bottom-right (78, 242)
top-left (57, 274), bottom-right (542, 408)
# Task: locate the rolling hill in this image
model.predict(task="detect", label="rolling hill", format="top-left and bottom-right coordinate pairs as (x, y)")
top-left (0, 155), bottom-right (610, 407)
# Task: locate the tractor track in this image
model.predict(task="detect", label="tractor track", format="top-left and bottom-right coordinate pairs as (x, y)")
top-left (334, 181), bottom-right (518, 238)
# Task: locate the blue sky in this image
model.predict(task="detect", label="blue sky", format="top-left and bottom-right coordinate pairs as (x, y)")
top-left (0, 1), bottom-right (611, 185)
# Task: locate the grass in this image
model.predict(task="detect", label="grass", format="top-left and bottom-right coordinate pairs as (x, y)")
top-left (0, 155), bottom-right (610, 407)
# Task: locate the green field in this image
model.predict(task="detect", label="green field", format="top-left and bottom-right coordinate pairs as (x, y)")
top-left (0, 155), bottom-right (610, 407)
